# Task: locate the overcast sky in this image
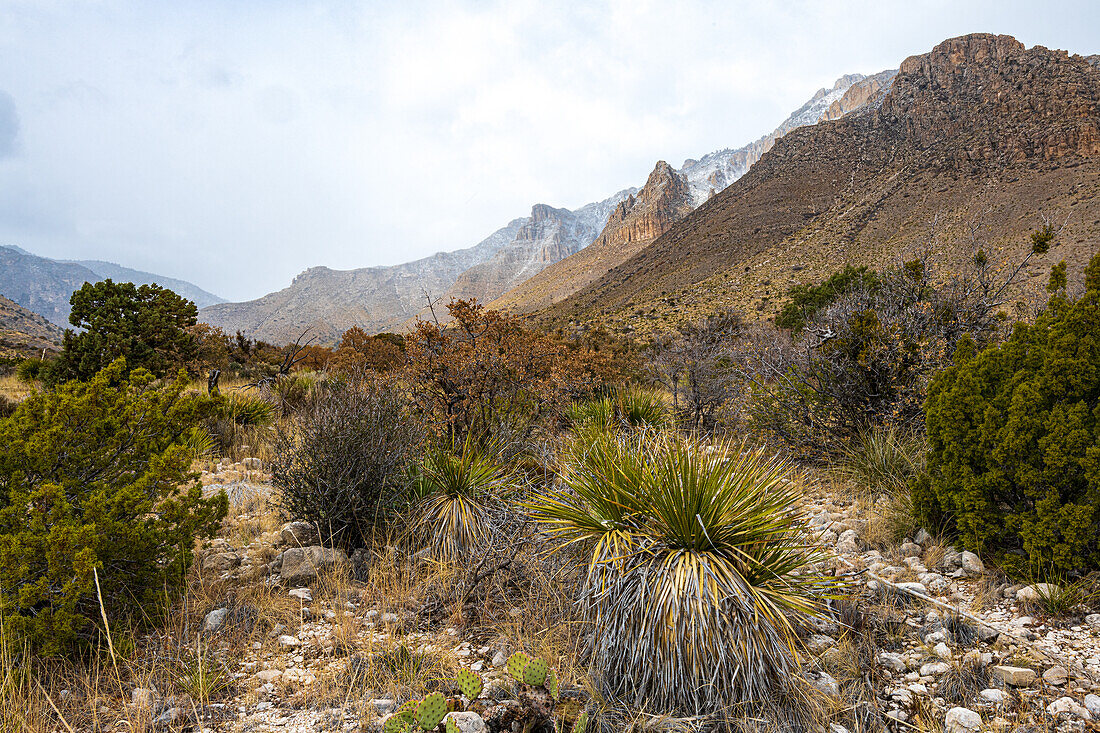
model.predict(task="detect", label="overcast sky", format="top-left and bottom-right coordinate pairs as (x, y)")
top-left (0, 1), bottom-right (1097, 301)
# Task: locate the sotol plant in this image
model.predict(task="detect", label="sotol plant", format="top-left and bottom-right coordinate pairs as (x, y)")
top-left (529, 431), bottom-right (833, 713)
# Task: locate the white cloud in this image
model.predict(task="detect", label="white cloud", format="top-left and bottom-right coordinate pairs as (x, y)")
top-left (0, 0), bottom-right (1096, 300)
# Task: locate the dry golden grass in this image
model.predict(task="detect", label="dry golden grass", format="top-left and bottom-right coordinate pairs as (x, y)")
top-left (0, 373), bottom-right (34, 402)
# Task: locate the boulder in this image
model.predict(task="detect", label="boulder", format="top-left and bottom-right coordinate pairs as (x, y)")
top-left (1016, 583), bottom-right (1057, 603)
top-left (279, 546), bottom-right (350, 585)
top-left (288, 587), bottom-right (313, 602)
top-left (280, 521), bottom-right (320, 548)
top-left (960, 551), bottom-right (984, 576)
top-left (442, 712), bottom-right (487, 733)
top-left (979, 688), bottom-right (1006, 704)
top-left (991, 665), bottom-right (1036, 687)
top-left (202, 608), bottom-right (229, 634)
top-left (1047, 696), bottom-right (1091, 720)
top-left (1043, 665), bottom-right (1069, 686)
top-left (1084, 694), bottom-right (1100, 718)
top-left (201, 552), bottom-right (241, 574)
top-left (945, 707), bottom-right (982, 733)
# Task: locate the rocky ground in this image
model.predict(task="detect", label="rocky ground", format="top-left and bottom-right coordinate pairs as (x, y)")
top-left (122, 462), bottom-right (1100, 733)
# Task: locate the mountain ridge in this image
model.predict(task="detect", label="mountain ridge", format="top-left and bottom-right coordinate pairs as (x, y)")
top-left (533, 34), bottom-right (1100, 334)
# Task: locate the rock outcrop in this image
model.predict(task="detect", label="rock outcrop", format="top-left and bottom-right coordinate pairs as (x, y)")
top-left (537, 34), bottom-right (1100, 333)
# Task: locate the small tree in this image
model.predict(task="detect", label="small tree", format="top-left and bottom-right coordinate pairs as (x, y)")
top-left (916, 253), bottom-right (1100, 574)
top-left (0, 360), bottom-right (226, 655)
top-left (51, 279), bottom-right (199, 382)
top-left (406, 299), bottom-right (612, 443)
top-left (650, 309), bottom-right (744, 430)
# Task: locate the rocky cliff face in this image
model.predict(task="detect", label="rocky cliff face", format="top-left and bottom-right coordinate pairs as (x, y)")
top-left (539, 34), bottom-right (1100, 334)
top-left (822, 69), bottom-right (898, 121)
top-left (491, 162), bottom-right (694, 312)
top-left (0, 293), bottom-right (62, 358)
top-left (493, 73), bottom-right (889, 314)
top-left (437, 192), bottom-right (634, 309)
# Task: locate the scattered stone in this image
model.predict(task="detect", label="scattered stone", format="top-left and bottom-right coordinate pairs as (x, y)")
top-left (807, 634), bottom-right (837, 654)
top-left (1043, 665), bottom-right (1069, 686)
top-left (960, 551), bottom-right (984, 576)
top-left (280, 521), bottom-right (320, 547)
top-left (920, 661), bottom-right (951, 676)
top-left (1084, 694), bottom-right (1100, 718)
top-left (288, 587), bottom-right (313, 602)
top-left (279, 546), bottom-right (350, 585)
top-left (914, 528), bottom-right (931, 545)
top-left (277, 635), bottom-right (301, 647)
top-left (991, 665), bottom-right (1036, 687)
top-left (945, 706), bottom-right (982, 733)
top-left (201, 551), bottom-right (241, 574)
top-left (900, 541), bottom-right (922, 557)
top-left (933, 642), bottom-right (953, 660)
top-left (1016, 584), bottom-right (1057, 603)
top-left (979, 688), bottom-right (1006, 704)
top-left (878, 652), bottom-right (908, 673)
top-left (371, 699), bottom-right (396, 715)
top-left (202, 607), bottom-right (229, 634)
top-left (491, 650), bottom-right (508, 668)
top-left (1047, 696), bottom-right (1092, 720)
top-left (1086, 614), bottom-right (1100, 628)
top-left (977, 625), bottom-right (999, 643)
top-left (896, 581), bottom-right (928, 596)
top-left (443, 711), bottom-right (487, 733)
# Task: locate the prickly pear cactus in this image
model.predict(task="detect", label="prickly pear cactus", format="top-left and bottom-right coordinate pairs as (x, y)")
top-left (545, 667), bottom-right (559, 701)
top-left (455, 668), bottom-right (483, 700)
top-left (574, 710), bottom-right (588, 733)
top-left (445, 719), bottom-right (460, 733)
top-left (383, 708), bottom-right (416, 733)
top-left (506, 651), bottom-right (532, 681)
top-left (523, 657), bottom-right (548, 687)
top-left (415, 693), bottom-right (448, 730)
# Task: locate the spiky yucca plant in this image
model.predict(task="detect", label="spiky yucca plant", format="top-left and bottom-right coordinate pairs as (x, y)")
top-left (414, 440), bottom-right (511, 561)
top-left (529, 432), bottom-right (831, 714)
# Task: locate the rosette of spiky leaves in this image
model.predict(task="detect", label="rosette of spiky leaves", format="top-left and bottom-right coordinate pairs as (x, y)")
top-left (545, 667), bottom-right (559, 700)
top-left (529, 433), bottom-right (834, 714)
top-left (413, 437), bottom-right (511, 562)
top-left (506, 651), bottom-right (532, 682)
top-left (415, 693), bottom-right (448, 730)
top-left (455, 668), bottom-right (483, 700)
top-left (529, 429), bottom-right (649, 595)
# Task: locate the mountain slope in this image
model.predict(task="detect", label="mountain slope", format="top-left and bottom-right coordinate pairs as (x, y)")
top-left (492, 73), bottom-right (888, 313)
top-left (202, 188), bottom-right (635, 343)
top-left (200, 219), bottom-right (527, 343)
top-left (68, 260), bottom-right (223, 309)
top-left (0, 245), bottom-right (224, 327)
top-left (538, 34), bottom-right (1100, 333)
top-left (0, 293), bottom-right (63, 358)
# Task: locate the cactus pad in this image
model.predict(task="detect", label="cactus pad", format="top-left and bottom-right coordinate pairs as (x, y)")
top-left (415, 692), bottom-right (448, 730)
top-left (455, 668), bottom-right (483, 700)
top-left (383, 710), bottom-right (415, 733)
top-left (574, 711), bottom-right (588, 733)
top-left (446, 719), bottom-right (460, 733)
top-left (506, 651), bottom-right (532, 681)
top-left (545, 667), bottom-right (559, 700)
top-left (522, 657), bottom-right (548, 687)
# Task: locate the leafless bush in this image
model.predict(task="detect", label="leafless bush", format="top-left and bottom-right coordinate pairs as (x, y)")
top-left (271, 372), bottom-right (427, 549)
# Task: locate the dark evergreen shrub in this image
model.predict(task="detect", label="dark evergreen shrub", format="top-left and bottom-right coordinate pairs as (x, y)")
top-left (0, 360), bottom-right (227, 655)
top-left (916, 253), bottom-right (1100, 574)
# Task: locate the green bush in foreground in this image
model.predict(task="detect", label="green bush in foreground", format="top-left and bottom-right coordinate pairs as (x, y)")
top-left (917, 253), bottom-right (1100, 575)
top-left (0, 360), bottom-right (227, 655)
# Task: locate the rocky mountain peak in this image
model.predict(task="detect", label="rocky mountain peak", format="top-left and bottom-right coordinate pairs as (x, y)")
top-left (881, 33), bottom-right (1100, 162)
